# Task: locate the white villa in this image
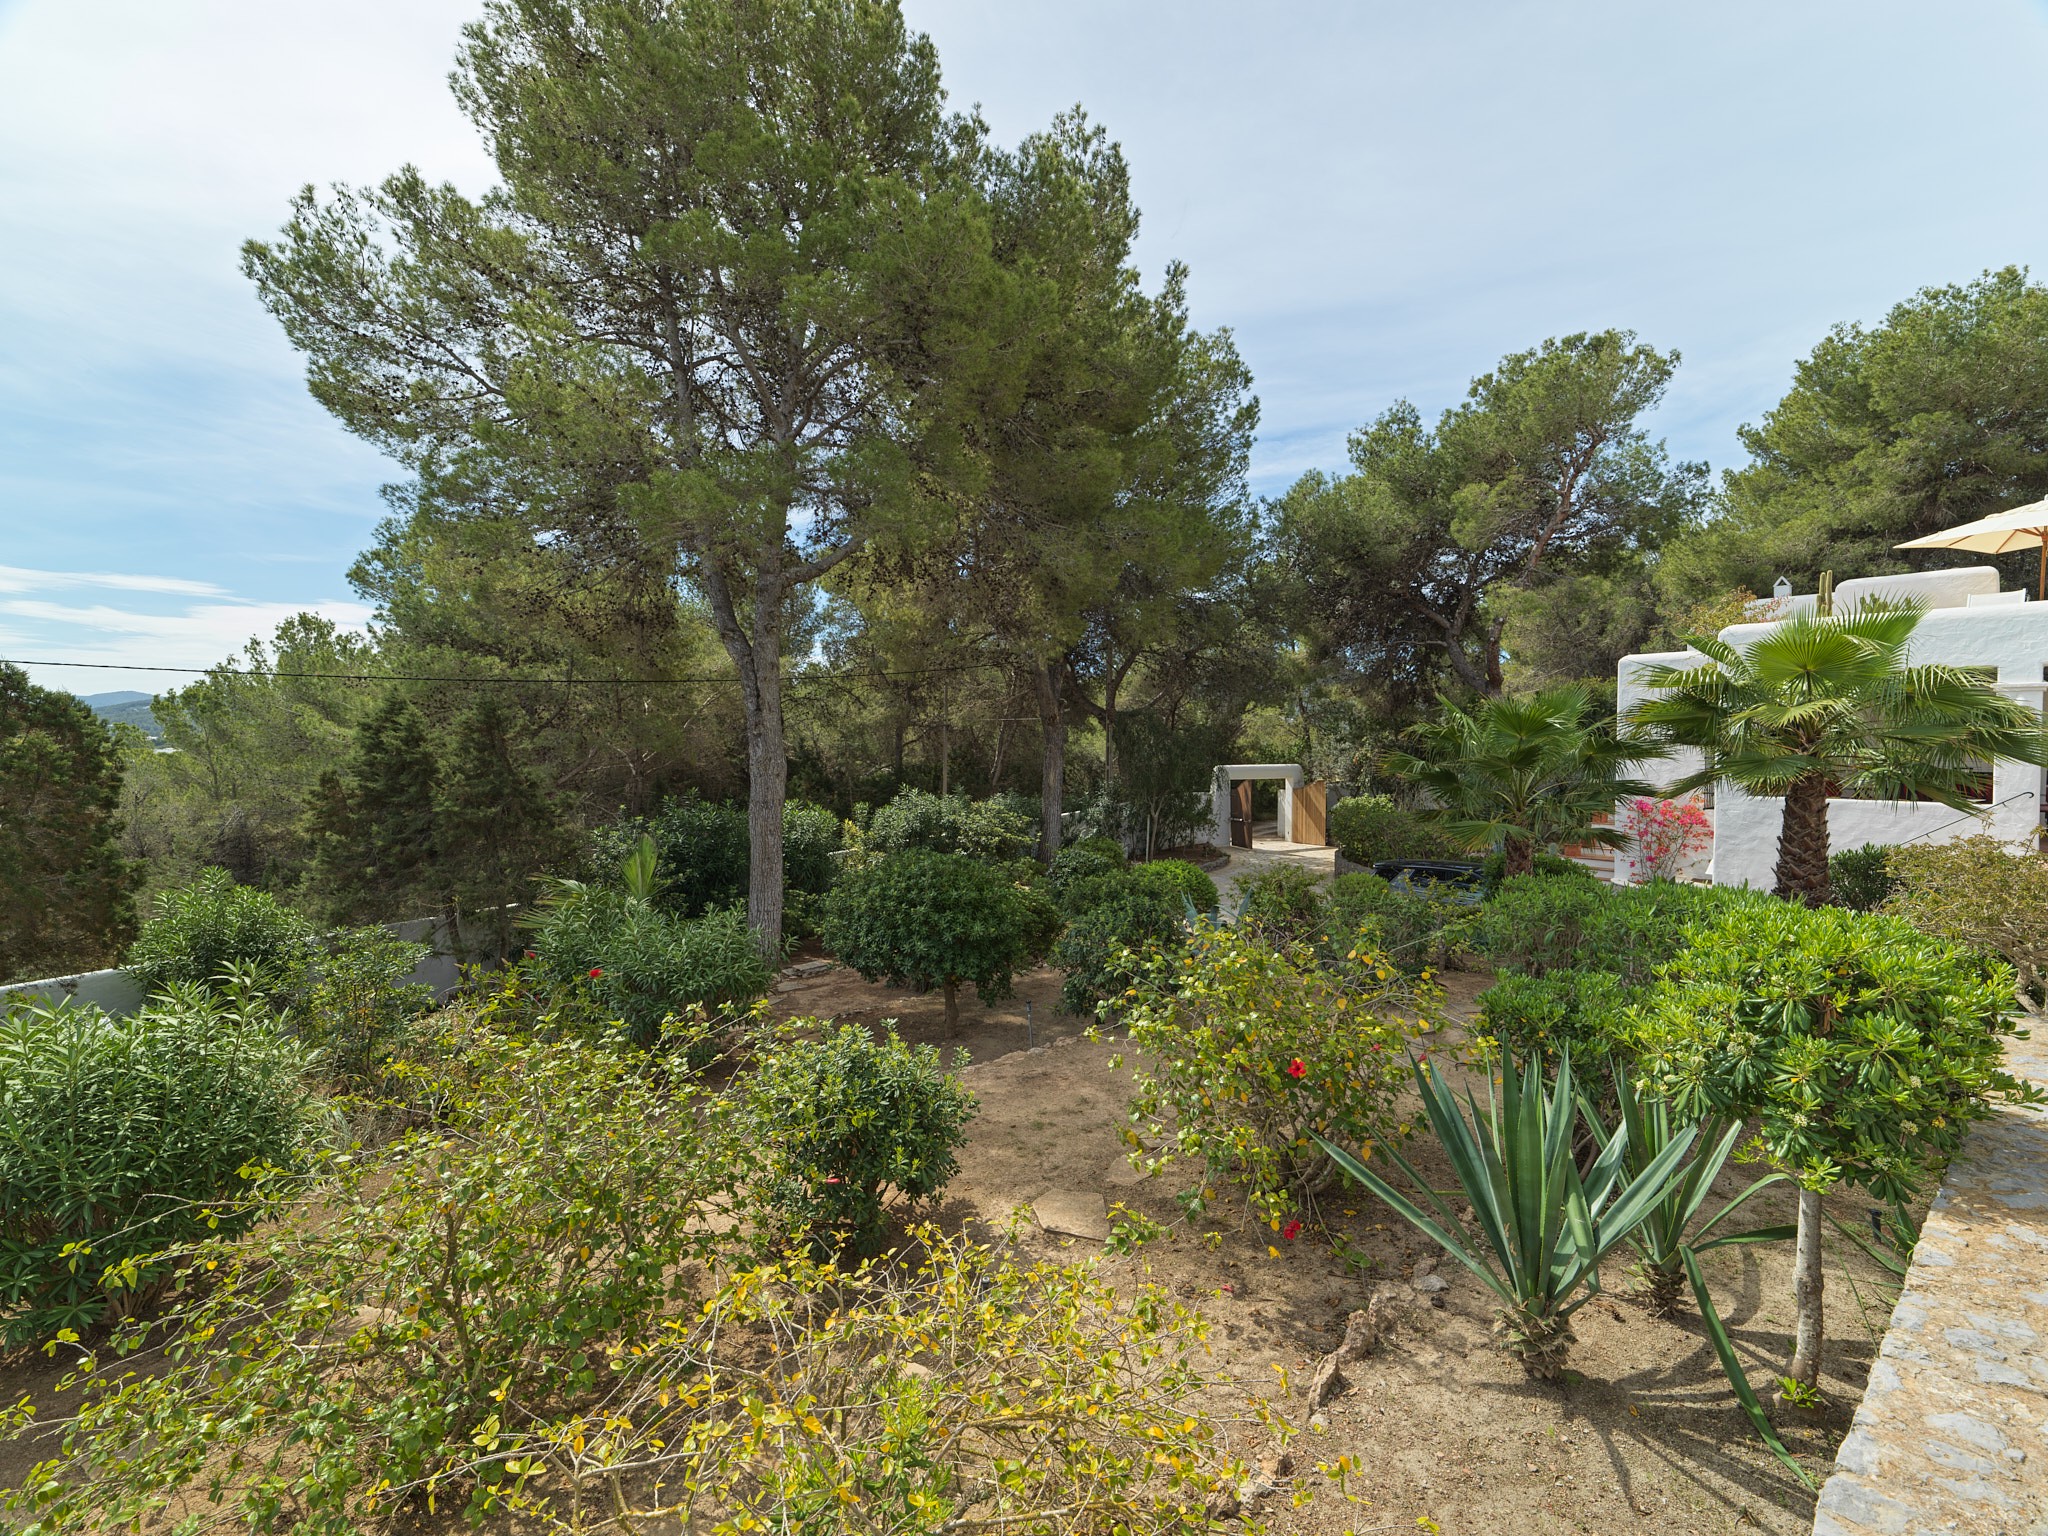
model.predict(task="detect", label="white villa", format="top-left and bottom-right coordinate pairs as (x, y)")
top-left (1614, 565), bottom-right (2048, 888)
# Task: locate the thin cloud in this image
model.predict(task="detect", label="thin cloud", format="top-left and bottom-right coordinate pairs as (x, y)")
top-left (0, 564), bottom-right (229, 597)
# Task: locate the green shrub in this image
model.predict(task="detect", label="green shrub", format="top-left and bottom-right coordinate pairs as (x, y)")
top-left (527, 889), bottom-right (773, 1049)
top-left (1480, 848), bottom-right (1594, 888)
top-left (865, 788), bottom-right (1034, 862)
top-left (1324, 872), bottom-right (1463, 973)
top-left (1474, 874), bottom-right (1755, 986)
top-left (595, 795), bottom-right (839, 918)
top-left (1048, 844), bottom-right (1132, 915)
top-left (745, 1023), bottom-right (975, 1258)
top-left (1237, 864), bottom-right (1326, 946)
top-left (1886, 835), bottom-right (2048, 1001)
top-left (1051, 891), bottom-right (1185, 1017)
top-left (1328, 793), bottom-right (1449, 867)
top-left (1112, 921), bottom-right (1428, 1226)
top-left (1829, 842), bottom-right (1897, 914)
top-left (124, 867), bottom-right (316, 1004)
top-left (1476, 969), bottom-right (1642, 1067)
top-left (300, 926), bottom-right (433, 1086)
top-left (822, 850), bottom-right (1055, 1032)
top-left (0, 988), bottom-right (315, 1342)
top-left (1129, 858), bottom-right (1218, 914)
top-left (1072, 835), bottom-right (1127, 863)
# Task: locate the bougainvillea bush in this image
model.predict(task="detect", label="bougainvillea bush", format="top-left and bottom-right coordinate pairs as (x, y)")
top-left (1620, 794), bottom-right (1711, 882)
top-left (1106, 921), bottom-right (1436, 1230)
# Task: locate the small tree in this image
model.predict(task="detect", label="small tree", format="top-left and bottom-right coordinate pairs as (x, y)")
top-left (1637, 899), bottom-right (2040, 1396)
top-left (1389, 684), bottom-right (1658, 877)
top-left (821, 850), bottom-right (1056, 1033)
top-left (1887, 835), bottom-right (2048, 1010)
top-left (0, 666), bottom-right (137, 982)
top-left (303, 692), bottom-right (440, 922)
top-left (1629, 605), bottom-right (2048, 905)
top-left (436, 698), bottom-right (570, 954)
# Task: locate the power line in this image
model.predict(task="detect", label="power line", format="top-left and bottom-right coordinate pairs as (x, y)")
top-left (1, 655), bottom-right (1013, 688)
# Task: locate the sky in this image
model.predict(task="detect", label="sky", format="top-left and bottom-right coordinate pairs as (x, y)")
top-left (4, 0), bottom-right (2048, 695)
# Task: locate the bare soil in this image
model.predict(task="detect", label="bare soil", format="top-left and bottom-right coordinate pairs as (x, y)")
top-left (2, 962), bottom-right (1901, 1534)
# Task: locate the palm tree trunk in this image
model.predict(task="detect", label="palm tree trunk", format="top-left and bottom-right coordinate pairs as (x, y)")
top-left (1503, 834), bottom-right (1535, 878)
top-left (1773, 774), bottom-right (1832, 906)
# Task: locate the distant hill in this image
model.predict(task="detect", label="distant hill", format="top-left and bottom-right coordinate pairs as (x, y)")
top-left (76, 690), bottom-right (163, 740)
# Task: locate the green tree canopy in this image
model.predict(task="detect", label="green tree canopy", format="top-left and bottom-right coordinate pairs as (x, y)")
top-left (1272, 330), bottom-right (1704, 700)
top-left (0, 666), bottom-right (137, 983)
top-left (1665, 267), bottom-right (2048, 603)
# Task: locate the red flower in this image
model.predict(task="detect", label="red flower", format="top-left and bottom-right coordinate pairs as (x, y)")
top-left (1282, 1219), bottom-right (1303, 1241)
top-left (1285, 1058), bottom-right (1306, 1079)
top-left (523, 949), bottom-right (537, 959)
top-left (588, 966), bottom-right (603, 979)
top-left (823, 1175), bottom-right (842, 1185)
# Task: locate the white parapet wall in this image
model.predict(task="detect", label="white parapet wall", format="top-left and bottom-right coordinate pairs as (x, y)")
top-left (1616, 567), bottom-right (2048, 889)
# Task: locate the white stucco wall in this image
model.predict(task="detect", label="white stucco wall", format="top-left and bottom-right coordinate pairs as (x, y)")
top-left (1212, 763), bottom-right (1305, 846)
top-left (1616, 568), bottom-right (2048, 889)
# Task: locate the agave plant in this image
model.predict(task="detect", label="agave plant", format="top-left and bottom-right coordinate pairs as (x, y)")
top-left (1316, 1049), bottom-right (1694, 1378)
top-left (1599, 1070), bottom-right (1793, 1315)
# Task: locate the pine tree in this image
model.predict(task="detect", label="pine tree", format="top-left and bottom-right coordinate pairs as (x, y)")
top-left (436, 698), bottom-right (567, 954)
top-left (304, 692), bottom-right (440, 922)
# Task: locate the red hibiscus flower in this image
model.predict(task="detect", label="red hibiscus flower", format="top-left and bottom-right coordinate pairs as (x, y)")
top-left (1282, 1219), bottom-right (1303, 1241)
top-left (1285, 1058), bottom-right (1306, 1079)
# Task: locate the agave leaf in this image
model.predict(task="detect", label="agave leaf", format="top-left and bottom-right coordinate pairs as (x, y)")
top-left (1681, 1246), bottom-right (1813, 1489)
top-left (1317, 1136), bottom-right (1518, 1314)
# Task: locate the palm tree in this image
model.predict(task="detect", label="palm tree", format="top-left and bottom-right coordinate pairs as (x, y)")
top-left (1629, 605), bottom-right (2048, 905)
top-left (1391, 684), bottom-right (1660, 877)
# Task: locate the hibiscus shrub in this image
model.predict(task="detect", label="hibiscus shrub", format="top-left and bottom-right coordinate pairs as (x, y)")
top-left (1107, 921), bottom-right (1433, 1229)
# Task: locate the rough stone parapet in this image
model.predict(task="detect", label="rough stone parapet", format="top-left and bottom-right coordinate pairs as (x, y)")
top-left (1812, 1028), bottom-right (2048, 1534)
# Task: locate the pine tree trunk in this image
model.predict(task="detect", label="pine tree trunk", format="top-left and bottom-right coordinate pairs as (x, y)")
top-left (1034, 663), bottom-right (1066, 864)
top-left (740, 661), bottom-right (787, 953)
top-left (1774, 773), bottom-right (1832, 906)
top-left (1785, 1186), bottom-right (1825, 1394)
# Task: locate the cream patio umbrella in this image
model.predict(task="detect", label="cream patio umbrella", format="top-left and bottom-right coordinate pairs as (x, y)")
top-left (1896, 495), bottom-right (2048, 599)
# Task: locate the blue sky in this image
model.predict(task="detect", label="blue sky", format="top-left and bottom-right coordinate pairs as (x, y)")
top-left (4, 0), bottom-right (2048, 694)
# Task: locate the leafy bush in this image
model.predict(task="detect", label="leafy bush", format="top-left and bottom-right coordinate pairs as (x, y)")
top-left (1479, 848), bottom-right (1594, 887)
top-left (1048, 843), bottom-right (1133, 915)
top-left (822, 850), bottom-right (1056, 1031)
top-left (1886, 835), bottom-right (2048, 1000)
top-left (1328, 793), bottom-right (1449, 867)
top-left (744, 1023), bottom-right (975, 1258)
top-left (299, 926), bottom-right (433, 1086)
top-left (1072, 834), bottom-right (1127, 863)
top-left (1129, 858), bottom-right (1218, 914)
top-left (1237, 864), bottom-right (1327, 946)
top-left (1475, 968), bottom-right (1642, 1066)
top-left (124, 866), bottom-right (316, 1004)
top-left (527, 889), bottom-right (773, 1049)
top-left (1325, 871), bottom-right (1464, 973)
top-left (864, 788), bottom-right (1034, 862)
top-left (0, 1019), bottom-right (747, 1532)
top-left (1111, 921), bottom-right (1428, 1226)
top-left (1827, 843), bottom-right (1898, 913)
top-left (1474, 874), bottom-right (1755, 985)
top-left (1051, 891), bottom-right (1185, 1017)
top-left (594, 794), bottom-right (840, 918)
top-left (0, 988), bottom-right (314, 1342)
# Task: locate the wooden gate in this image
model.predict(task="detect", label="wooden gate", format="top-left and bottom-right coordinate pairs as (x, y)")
top-left (1229, 779), bottom-right (1255, 849)
top-left (1292, 780), bottom-right (1328, 846)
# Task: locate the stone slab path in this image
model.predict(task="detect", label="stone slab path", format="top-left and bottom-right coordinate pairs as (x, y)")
top-left (1813, 1027), bottom-right (2048, 1535)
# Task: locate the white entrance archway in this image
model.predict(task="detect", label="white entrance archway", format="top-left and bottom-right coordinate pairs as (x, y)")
top-left (1212, 763), bottom-right (1305, 848)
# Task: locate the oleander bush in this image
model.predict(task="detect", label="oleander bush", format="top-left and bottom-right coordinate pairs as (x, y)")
top-left (743, 1022), bottom-right (976, 1258)
top-left (124, 866), bottom-right (317, 1005)
top-left (0, 985), bottom-right (316, 1343)
top-left (1111, 920), bottom-right (1432, 1227)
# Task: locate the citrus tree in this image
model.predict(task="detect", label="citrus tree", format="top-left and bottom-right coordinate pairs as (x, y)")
top-left (1628, 605), bottom-right (2048, 905)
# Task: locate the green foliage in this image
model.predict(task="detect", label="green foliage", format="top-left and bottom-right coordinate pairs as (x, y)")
top-left (1051, 891), bottom-right (1185, 1017)
top-left (1391, 684), bottom-right (1659, 876)
top-left (526, 888), bottom-right (773, 1050)
top-left (822, 850), bottom-right (1054, 1030)
top-left (744, 1023), bottom-right (975, 1258)
top-left (1885, 836), bottom-right (2048, 1001)
top-left (1479, 848), bottom-right (1593, 886)
top-left (1477, 969), bottom-right (1641, 1068)
top-left (1637, 900), bottom-right (2040, 1201)
top-left (1325, 871), bottom-right (1465, 973)
top-left (1319, 1050), bottom-right (1696, 1378)
top-left (593, 794), bottom-right (840, 921)
top-left (1828, 842), bottom-right (1898, 914)
top-left (124, 866), bottom-right (317, 1005)
top-left (1129, 858), bottom-right (1218, 914)
top-left (431, 696), bottom-right (571, 943)
top-left (1630, 605), bottom-right (2048, 903)
top-left (1327, 793), bottom-right (1449, 868)
top-left (303, 690), bottom-right (441, 923)
top-left (0, 988), bottom-right (314, 1343)
top-left (0, 663), bottom-right (137, 983)
top-left (300, 926), bottom-right (433, 1087)
top-left (1113, 921), bottom-right (1427, 1226)
top-left (864, 788), bottom-right (1036, 862)
top-left (1048, 843), bottom-right (1133, 915)
top-left (1473, 874), bottom-right (1756, 985)
top-left (1237, 864), bottom-right (1328, 946)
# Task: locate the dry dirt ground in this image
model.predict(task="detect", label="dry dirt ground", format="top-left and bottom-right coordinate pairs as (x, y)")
top-left (771, 962), bottom-right (1897, 1536)
top-left (1, 963), bottom-right (1904, 1535)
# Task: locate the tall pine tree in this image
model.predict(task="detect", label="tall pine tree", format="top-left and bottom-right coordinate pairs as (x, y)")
top-left (304, 692), bottom-right (440, 922)
top-left (436, 698), bottom-right (568, 954)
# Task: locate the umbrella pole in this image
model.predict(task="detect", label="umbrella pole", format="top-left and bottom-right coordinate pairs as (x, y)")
top-left (2039, 537), bottom-right (2045, 603)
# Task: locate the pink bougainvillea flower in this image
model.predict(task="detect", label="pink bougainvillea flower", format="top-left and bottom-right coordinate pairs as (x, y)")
top-left (1282, 1219), bottom-right (1303, 1241)
top-left (1285, 1058), bottom-right (1306, 1079)
top-left (588, 966), bottom-right (603, 978)
top-left (823, 1175), bottom-right (842, 1185)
